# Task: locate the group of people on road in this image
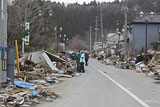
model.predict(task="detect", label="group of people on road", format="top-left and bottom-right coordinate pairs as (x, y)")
top-left (75, 51), bottom-right (89, 73)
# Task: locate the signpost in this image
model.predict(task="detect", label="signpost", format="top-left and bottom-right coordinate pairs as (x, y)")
top-left (25, 34), bottom-right (29, 45)
top-left (24, 22), bottom-right (30, 46)
top-left (25, 22), bottom-right (30, 30)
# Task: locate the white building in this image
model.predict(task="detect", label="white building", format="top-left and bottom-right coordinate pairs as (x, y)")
top-left (106, 33), bottom-right (124, 54)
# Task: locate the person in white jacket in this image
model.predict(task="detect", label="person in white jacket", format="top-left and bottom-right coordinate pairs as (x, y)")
top-left (80, 52), bottom-right (85, 73)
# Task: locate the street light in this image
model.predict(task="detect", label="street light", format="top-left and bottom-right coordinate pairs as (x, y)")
top-left (60, 27), bottom-right (63, 31)
top-left (63, 34), bottom-right (68, 51)
top-left (38, 9), bottom-right (53, 34)
top-left (49, 10), bottom-right (53, 16)
top-left (139, 11), bottom-right (144, 18)
top-left (150, 11), bottom-right (154, 19)
top-left (61, 34), bottom-right (67, 51)
top-left (38, 9), bottom-right (53, 17)
top-left (55, 27), bottom-right (63, 53)
top-left (38, 10), bottom-right (43, 16)
top-left (117, 32), bottom-right (121, 51)
top-left (38, 9), bottom-right (53, 49)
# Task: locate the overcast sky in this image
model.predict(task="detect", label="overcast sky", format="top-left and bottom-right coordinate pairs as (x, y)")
top-left (51, 0), bottom-right (115, 4)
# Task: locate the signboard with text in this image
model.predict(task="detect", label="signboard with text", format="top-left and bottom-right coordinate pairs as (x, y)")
top-left (25, 34), bottom-right (29, 45)
top-left (25, 22), bottom-right (30, 45)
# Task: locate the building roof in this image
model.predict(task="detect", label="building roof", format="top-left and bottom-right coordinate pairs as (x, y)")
top-left (106, 33), bottom-right (123, 45)
top-left (130, 14), bottom-right (160, 24)
top-left (107, 33), bottom-right (117, 39)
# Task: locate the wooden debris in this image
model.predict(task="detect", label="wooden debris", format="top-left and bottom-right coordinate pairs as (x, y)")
top-left (51, 74), bottom-right (72, 78)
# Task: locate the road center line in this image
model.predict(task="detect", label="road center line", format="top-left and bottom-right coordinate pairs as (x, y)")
top-left (145, 100), bottom-right (158, 103)
top-left (97, 69), bottom-right (150, 107)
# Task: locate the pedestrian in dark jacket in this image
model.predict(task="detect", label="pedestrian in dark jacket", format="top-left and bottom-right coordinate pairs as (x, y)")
top-left (75, 51), bottom-right (81, 72)
top-left (85, 52), bottom-right (89, 66)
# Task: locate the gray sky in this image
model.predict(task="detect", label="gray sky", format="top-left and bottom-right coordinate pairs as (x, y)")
top-left (51, 0), bottom-right (115, 4)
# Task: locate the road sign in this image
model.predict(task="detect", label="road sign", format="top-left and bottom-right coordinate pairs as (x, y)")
top-left (25, 22), bottom-right (30, 30)
top-left (25, 34), bottom-right (29, 45)
top-left (24, 22), bottom-right (30, 45)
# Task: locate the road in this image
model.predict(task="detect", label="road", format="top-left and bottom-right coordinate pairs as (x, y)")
top-left (38, 59), bottom-right (160, 107)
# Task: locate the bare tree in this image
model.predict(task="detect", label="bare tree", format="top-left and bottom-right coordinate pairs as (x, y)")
top-left (7, 0), bottom-right (54, 50)
top-left (68, 35), bottom-right (88, 51)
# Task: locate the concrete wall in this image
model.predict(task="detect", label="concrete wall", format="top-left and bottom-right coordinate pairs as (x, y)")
top-left (132, 23), bottom-right (160, 53)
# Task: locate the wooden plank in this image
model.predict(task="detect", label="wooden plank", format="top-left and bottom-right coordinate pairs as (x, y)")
top-left (51, 74), bottom-right (72, 78)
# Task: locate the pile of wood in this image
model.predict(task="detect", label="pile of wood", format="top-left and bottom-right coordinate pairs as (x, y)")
top-left (146, 52), bottom-right (160, 72)
top-left (0, 81), bottom-right (58, 107)
top-left (17, 51), bottom-right (75, 82)
top-left (0, 50), bottom-right (80, 106)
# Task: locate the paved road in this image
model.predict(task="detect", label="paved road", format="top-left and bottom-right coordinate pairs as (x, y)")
top-left (38, 59), bottom-right (160, 107)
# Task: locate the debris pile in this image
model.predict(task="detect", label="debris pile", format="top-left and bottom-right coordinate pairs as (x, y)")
top-left (94, 50), bottom-right (160, 83)
top-left (0, 80), bottom-right (59, 107)
top-left (146, 52), bottom-right (160, 72)
top-left (94, 51), bottom-right (153, 70)
top-left (0, 50), bottom-right (79, 106)
top-left (102, 52), bottom-right (136, 69)
top-left (143, 52), bottom-right (160, 78)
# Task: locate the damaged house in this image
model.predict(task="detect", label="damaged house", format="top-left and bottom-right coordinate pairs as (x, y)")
top-left (128, 12), bottom-right (160, 54)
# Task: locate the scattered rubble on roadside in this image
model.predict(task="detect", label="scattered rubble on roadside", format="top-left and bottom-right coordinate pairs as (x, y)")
top-left (0, 50), bottom-right (80, 107)
top-left (93, 50), bottom-right (160, 83)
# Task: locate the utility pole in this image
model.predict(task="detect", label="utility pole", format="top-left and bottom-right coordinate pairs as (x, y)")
top-left (95, 16), bottom-right (98, 42)
top-left (0, 0), bottom-right (7, 46)
top-left (22, 38), bottom-right (25, 54)
top-left (124, 2), bottom-right (128, 55)
top-left (89, 26), bottom-right (92, 53)
top-left (145, 20), bottom-right (148, 62)
top-left (100, 4), bottom-right (104, 51)
top-left (54, 27), bottom-right (58, 53)
top-left (0, 0), bottom-right (7, 83)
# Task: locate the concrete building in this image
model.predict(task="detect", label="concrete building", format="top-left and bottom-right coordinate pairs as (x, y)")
top-left (129, 13), bottom-right (160, 54)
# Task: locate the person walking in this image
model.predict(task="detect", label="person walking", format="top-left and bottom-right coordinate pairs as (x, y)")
top-left (80, 52), bottom-right (85, 73)
top-left (85, 52), bottom-right (89, 66)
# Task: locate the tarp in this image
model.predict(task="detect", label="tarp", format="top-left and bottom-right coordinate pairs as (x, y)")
top-left (14, 81), bottom-right (34, 88)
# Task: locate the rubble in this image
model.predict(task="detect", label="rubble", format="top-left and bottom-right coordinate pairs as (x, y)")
top-left (0, 50), bottom-right (80, 106)
top-left (135, 62), bottom-right (145, 73)
top-left (94, 50), bottom-right (160, 84)
top-left (145, 52), bottom-right (160, 71)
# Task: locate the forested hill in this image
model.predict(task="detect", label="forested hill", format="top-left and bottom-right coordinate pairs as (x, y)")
top-left (8, 0), bottom-right (160, 49)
